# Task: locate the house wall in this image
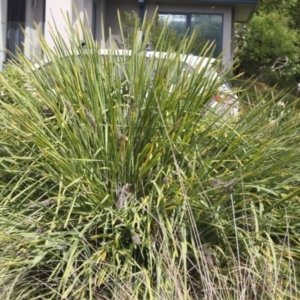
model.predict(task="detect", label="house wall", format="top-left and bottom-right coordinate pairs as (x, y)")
top-left (73, 0), bottom-right (106, 47)
top-left (105, 0), bottom-right (233, 66)
top-left (24, 0), bottom-right (45, 61)
top-left (0, 0), bottom-right (235, 70)
top-left (44, 0), bottom-right (73, 49)
top-left (105, 0), bottom-right (139, 48)
top-left (0, 0), bottom-right (45, 69)
top-left (72, 0), bottom-right (93, 43)
top-left (0, 0), bottom-right (106, 70)
top-left (44, 0), bottom-right (105, 50)
top-left (95, 0), bottom-right (106, 47)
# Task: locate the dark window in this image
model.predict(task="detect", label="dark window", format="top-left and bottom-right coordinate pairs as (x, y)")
top-left (159, 13), bottom-right (223, 57)
top-left (6, 0), bottom-right (26, 59)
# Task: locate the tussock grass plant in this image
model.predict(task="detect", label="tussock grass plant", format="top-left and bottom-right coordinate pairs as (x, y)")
top-left (0, 13), bottom-right (300, 299)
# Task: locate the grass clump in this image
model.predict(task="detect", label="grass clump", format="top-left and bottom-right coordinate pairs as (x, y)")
top-left (0, 13), bottom-right (300, 300)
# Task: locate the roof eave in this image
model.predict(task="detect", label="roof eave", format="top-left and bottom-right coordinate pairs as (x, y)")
top-left (233, 2), bottom-right (260, 22)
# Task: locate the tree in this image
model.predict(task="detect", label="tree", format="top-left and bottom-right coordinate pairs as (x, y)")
top-left (235, 1), bottom-right (300, 89)
top-left (257, 0), bottom-right (300, 29)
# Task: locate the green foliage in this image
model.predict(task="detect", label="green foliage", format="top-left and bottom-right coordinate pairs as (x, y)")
top-left (287, 0), bottom-right (300, 28)
top-left (0, 13), bottom-right (300, 300)
top-left (258, 0), bottom-right (297, 13)
top-left (257, 0), bottom-right (300, 35)
top-left (0, 63), bottom-right (27, 104)
top-left (235, 1), bottom-right (300, 90)
top-left (235, 12), bottom-right (300, 87)
top-left (258, 0), bottom-right (300, 28)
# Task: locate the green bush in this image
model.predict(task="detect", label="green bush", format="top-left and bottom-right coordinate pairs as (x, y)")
top-left (0, 63), bottom-right (28, 104)
top-left (235, 11), bottom-right (300, 90)
top-left (0, 14), bottom-right (300, 300)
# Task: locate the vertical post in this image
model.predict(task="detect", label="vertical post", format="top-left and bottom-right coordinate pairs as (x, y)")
top-left (0, 0), bottom-right (7, 70)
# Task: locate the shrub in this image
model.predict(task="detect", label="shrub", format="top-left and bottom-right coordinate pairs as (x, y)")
top-left (235, 12), bottom-right (300, 90)
top-left (0, 13), bottom-right (300, 300)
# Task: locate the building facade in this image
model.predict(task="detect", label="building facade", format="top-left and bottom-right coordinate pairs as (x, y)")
top-left (0, 0), bottom-right (258, 70)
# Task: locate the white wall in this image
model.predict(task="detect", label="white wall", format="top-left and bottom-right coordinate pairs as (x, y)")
top-left (44, 0), bottom-right (106, 52)
top-left (44, 0), bottom-right (73, 49)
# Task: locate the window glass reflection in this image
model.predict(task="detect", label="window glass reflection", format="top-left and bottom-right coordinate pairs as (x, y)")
top-left (191, 14), bottom-right (223, 57)
top-left (158, 13), bottom-right (223, 57)
top-left (159, 14), bottom-right (188, 35)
